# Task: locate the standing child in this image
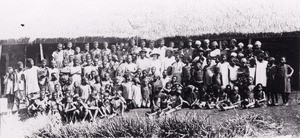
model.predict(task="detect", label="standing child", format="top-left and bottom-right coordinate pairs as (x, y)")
top-left (121, 74), bottom-right (134, 109)
top-left (80, 78), bottom-right (92, 102)
top-left (4, 67), bottom-right (15, 114)
top-left (141, 78), bottom-right (152, 108)
top-left (278, 57), bottom-right (294, 106)
top-left (132, 77), bottom-right (142, 108)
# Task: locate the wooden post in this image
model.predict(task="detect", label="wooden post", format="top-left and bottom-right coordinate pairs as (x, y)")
top-left (40, 43), bottom-right (44, 60)
top-left (248, 39), bottom-right (252, 44)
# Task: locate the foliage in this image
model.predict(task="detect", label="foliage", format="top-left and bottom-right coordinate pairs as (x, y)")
top-left (32, 111), bottom-right (282, 138)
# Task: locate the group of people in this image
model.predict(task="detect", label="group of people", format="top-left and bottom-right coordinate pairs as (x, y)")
top-left (3, 38), bottom-right (294, 122)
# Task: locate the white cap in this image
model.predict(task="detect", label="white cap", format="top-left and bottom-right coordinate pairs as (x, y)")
top-left (195, 40), bottom-right (201, 45)
top-left (254, 41), bottom-right (261, 46)
top-left (247, 44), bottom-right (253, 48)
top-left (238, 42), bottom-right (244, 47)
top-left (204, 39), bottom-right (210, 43)
top-left (231, 52), bottom-right (237, 57)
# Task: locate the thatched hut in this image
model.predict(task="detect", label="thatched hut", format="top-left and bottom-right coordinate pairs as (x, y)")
top-left (1, 0), bottom-right (300, 92)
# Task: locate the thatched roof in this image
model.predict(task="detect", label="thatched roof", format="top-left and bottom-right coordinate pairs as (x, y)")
top-left (1, 0), bottom-right (300, 42)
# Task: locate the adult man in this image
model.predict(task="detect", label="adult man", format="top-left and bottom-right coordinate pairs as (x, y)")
top-left (90, 41), bottom-right (101, 60)
top-left (136, 49), bottom-right (150, 71)
top-left (253, 41), bottom-right (265, 57)
top-left (182, 39), bottom-right (194, 59)
top-left (52, 43), bottom-right (64, 68)
top-left (64, 42), bottom-right (75, 61)
top-left (81, 43), bottom-right (90, 59)
top-left (24, 58), bottom-right (40, 100)
top-left (161, 48), bottom-right (176, 71)
top-left (101, 41), bottom-right (111, 56)
top-left (172, 54), bottom-right (185, 83)
top-left (203, 39), bottom-right (211, 57)
top-left (157, 39), bottom-right (167, 59)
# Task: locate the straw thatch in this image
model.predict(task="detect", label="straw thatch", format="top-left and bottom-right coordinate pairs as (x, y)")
top-left (0, 0), bottom-right (300, 42)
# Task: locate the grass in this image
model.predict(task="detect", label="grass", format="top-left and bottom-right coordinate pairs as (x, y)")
top-left (30, 110), bottom-right (283, 138)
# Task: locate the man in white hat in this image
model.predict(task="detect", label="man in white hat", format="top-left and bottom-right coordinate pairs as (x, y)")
top-left (136, 49), bottom-right (150, 71)
top-left (203, 39), bottom-right (211, 57)
top-left (253, 41), bottom-right (264, 57)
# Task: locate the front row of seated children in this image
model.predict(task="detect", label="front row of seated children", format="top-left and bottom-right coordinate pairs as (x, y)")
top-left (27, 76), bottom-right (267, 121)
top-left (27, 87), bottom-right (126, 123)
top-left (146, 76), bottom-right (267, 117)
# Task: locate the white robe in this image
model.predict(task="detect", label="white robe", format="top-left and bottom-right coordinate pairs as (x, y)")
top-left (24, 66), bottom-right (40, 93)
top-left (255, 60), bottom-right (268, 86)
top-left (217, 62), bottom-right (229, 89)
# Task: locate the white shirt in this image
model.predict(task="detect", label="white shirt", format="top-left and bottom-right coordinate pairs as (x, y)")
top-left (161, 56), bottom-right (176, 71)
top-left (136, 57), bottom-right (150, 71)
top-left (172, 61), bottom-right (185, 74)
top-left (150, 59), bottom-right (162, 76)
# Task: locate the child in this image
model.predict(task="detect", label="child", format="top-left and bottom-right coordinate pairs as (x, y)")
top-left (212, 67), bottom-right (223, 87)
top-left (14, 61), bottom-right (26, 111)
top-left (4, 67), bottom-right (15, 114)
top-left (132, 77), bottom-right (142, 108)
top-left (47, 92), bottom-right (63, 116)
top-left (159, 90), bottom-right (183, 117)
top-left (121, 74), bottom-right (134, 109)
top-left (92, 75), bottom-right (102, 93)
top-left (161, 70), bottom-right (171, 88)
top-left (73, 81), bottom-right (81, 96)
top-left (228, 58), bottom-right (239, 87)
top-left (48, 72), bottom-right (60, 97)
top-left (182, 57), bottom-right (192, 86)
top-left (161, 82), bottom-right (172, 95)
top-left (241, 77), bottom-right (255, 109)
top-left (80, 78), bottom-right (92, 102)
top-left (254, 83), bottom-right (267, 108)
top-left (86, 91), bottom-right (102, 121)
top-left (141, 77), bottom-right (152, 108)
top-left (278, 57), bottom-right (294, 106)
top-left (215, 86), bottom-right (229, 110)
top-left (221, 86), bottom-right (241, 111)
top-left (204, 85), bottom-right (216, 109)
top-left (191, 62), bottom-right (204, 88)
top-left (110, 90), bottom-right (126, 116)
top-left (72, 97), bottom-right (90, 122)
top-left (28, 89), bottom-right (48, 116)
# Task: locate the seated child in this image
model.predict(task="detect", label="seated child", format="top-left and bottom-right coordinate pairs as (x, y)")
top-left (110, 90), bottom-right (126, 116)
top-left (27, 89), bottom-right (49, 116)
top-left (159, 89), bottom-right (183, 117)
top-left (241, 77), bottom-right (255, 109)
top-left (220, 86), bottom-right (241, 111)
top-left (215, 87), bottom-right (230, 110)
top-left (86, 91), bottom-right (102, 121)
top-left (72, 96), bottom-right (90, 122)
top-left (47, 92), bottom-right (63, 116)
top-left (254, 83), bottom-right (267, 108)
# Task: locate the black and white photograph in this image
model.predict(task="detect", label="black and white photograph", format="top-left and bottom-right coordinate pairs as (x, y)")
top-left (0, 0), bottom-right (300, 137)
